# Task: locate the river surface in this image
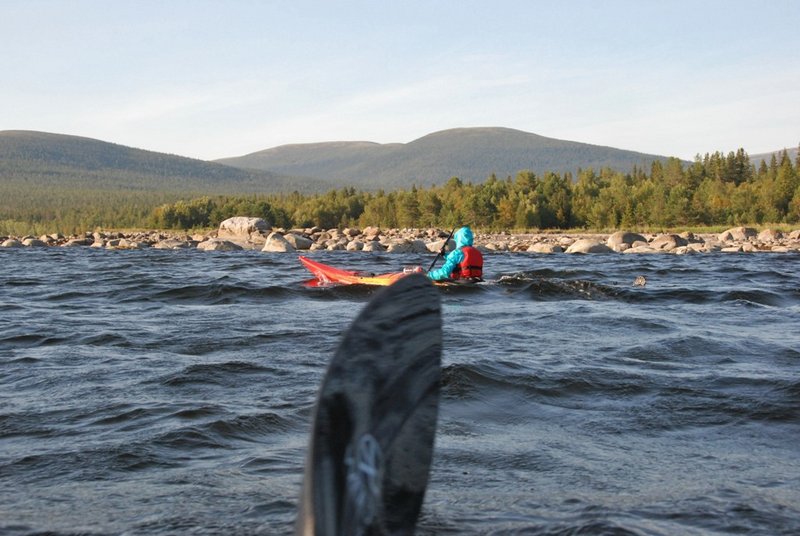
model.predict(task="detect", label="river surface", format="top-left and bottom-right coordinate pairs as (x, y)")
top-left (1, 248), bottom-right (799, 535)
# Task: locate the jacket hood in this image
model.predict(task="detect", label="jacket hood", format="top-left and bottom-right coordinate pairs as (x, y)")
top-left (454, 226), bottom-right (474, 248)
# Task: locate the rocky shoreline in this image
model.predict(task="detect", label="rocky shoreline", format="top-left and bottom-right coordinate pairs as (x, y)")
top-left (2, 217), bottom-right (800, 254)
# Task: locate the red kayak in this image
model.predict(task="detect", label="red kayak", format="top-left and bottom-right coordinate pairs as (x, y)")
top-left (299, 256), bottom-right (484, 287)
top-left (299, 256), bottom-right (410, 286)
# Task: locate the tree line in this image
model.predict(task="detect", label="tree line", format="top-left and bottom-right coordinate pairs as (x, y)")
top-left (150, 149), bottom-right (800, 232)
top-left (2, 148), bottom-right (798, 236)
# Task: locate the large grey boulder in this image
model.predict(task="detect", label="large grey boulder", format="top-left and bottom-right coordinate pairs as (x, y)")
top-left (116, 239), bottom-right (149, 249)
top-left (527, 243), bottom-right (563, 254)
top-left (386, 239), bottom-right (430, 253)
top-left (1, 239), bottom-right (23, 248)
top-left (22, 238), bottom-right (48, 247)
top-left (623, 245), bottom-right (665, 254)
top-left (757, 229), bottom-right (783, 243)
top-left (565, 239), bottom-right (614, 254)
top-left (62, 238), bottom-right (92, 247)
top-left (218, 217), bottom-right (270, 239)
top-left (197, 239), bottom-right (243, 251)
top-left (284, 233), bottom-right (314, 250)
top-left (153, 239), bottom-right (192, 249)
top-left (262, 232), bottom-right (296, 252)
top-left (607, 231), bottom-right (647, 252)
top-left (650, 234), bottom-right (688, 251)
top-left (386, 240), bottom-right (413, 253)
top-left (410, 239), bottom-right (431, 253)
top-left (362, 241), bottom-right (385, 252)
top-left (718, 226), bottom-right (757, 242)
top-left (483, 242), bottom-right (509, 252)
top-left (362, 226), bottom-right (382, 239)
top-left (426, 238), bottom-right (454, 253)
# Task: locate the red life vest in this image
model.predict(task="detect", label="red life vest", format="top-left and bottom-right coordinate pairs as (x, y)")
top-left (451, 246), bottom-right (483, 279)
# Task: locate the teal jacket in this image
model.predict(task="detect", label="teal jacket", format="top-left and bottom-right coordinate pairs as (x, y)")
top-left (428, 227), bottom-right (475, 281)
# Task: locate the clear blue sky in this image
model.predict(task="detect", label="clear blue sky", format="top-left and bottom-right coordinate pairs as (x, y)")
top-left (2, 0), bottom-right (798, 161)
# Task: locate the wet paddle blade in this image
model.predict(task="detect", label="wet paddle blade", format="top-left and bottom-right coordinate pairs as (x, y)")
top-left (296, 274), bottom-right (442, 535)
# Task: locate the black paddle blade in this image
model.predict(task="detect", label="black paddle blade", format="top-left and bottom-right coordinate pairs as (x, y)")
top-left (296, 274), bottom-right (442, 536)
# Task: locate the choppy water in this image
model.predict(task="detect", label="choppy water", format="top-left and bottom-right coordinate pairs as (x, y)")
top-left (1, 248), bottom-right (799, 535)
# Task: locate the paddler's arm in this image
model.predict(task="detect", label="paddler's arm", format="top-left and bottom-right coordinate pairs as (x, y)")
top-left (427, 249), bottom-right (463, 281)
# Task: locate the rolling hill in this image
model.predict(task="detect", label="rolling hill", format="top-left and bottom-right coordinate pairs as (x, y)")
top-left (0, 130), bottom-right (329, 234)
top-left (0, 130), bottom-right (327, 193)
top-left (216, 127), bottom-right (678, 189)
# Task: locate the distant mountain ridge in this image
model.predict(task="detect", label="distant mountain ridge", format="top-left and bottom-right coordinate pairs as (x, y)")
top-left (2, 129), bottom-right (794, 197)
top-left (0, 130), bottom-right (326, 193)
top-left (751, 146), bottom-right (799, 164)
top-left (216, 127), bottom-right (678, 189)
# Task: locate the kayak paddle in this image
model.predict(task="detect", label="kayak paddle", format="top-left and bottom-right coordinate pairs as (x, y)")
top-left (427, 227), bottom-right (456, 272)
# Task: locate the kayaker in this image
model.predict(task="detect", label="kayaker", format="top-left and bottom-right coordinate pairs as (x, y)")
top-left (427, 226), bottom-right (483, 282)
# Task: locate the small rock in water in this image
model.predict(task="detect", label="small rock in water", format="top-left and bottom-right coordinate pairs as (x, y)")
top-left (633, 275), bottom-right (647, 287)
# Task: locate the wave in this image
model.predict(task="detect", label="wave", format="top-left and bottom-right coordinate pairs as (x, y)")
top-left (159, 361), bottom-right (283, 387)
top-left (442, 355), bottom-right (800, 430)
top-left (441, 362), bottom-right (652, 402)
top-left (494, 271), bottom-right (798, 306)
top-left (135, 283), bottom-right (299, 305)
top-left (0, 333), bottom-right (70, 348)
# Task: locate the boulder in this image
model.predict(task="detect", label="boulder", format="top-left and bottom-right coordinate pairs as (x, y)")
top-left (607, 231), bottom-right (648, 252)
top-left (22, 238), bottom-right (48, 247)
top-left (565, 239), bottom-right (614, 254)
top-left (410, 239), bottom-right (431, 253)
top-left (115, 239), bottom-right (149, 249)
top-left (197, 239), bottom-right (243, 252)
top-left (386, 239), bottom-right (429, 254)
top-left (346, 240), bottom-right (365, 251)
top-left (362, 226), bottom-right (382, 240)
top-left (284, 233), bottom-right (314, 250)
top-left (218, 217), bottom-right (270, 239)
top-left (324, 239), bottom-right (348, 250)
top-left (527, 243), bottom-right (563, 254)
top-left (789, 230), bottom-right (800, 240)
top-left (62, 238), bottom-right (91, 247)
top-left (719, 226), bottom-right (757, 242)
top-left (757, 229), bottom-right (783, 242)
top-left (426, 238), bottom-right (455, 254)
top-left (650, 234), bottom-right (688, 251)
top-left (261, 232), bottom-right (295, 252)
top-left (153, 239), bottom-right (192, 249)
top-left (386, 240), bottom-right (414, 253)
top-left (1, 239), bottom-right (23, 248)
top-left (622, 245), bottom-right (664, 254)
top-left (362, 241), bottom-right (385, 252)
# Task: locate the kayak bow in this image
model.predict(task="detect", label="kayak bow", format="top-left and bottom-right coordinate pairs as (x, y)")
top-left (299, 256), bottom-right (407, 286)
